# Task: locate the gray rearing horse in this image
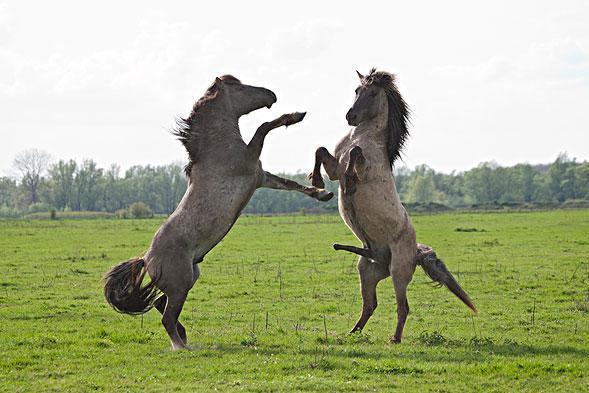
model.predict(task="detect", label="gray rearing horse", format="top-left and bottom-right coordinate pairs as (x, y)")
top-left (309, 69), bottom-right (476, 343)
top-left (104, 75), bottom-right (333, 350)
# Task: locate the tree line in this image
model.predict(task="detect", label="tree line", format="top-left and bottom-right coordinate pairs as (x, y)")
top-left (1, 149), bottom-right (588, 218)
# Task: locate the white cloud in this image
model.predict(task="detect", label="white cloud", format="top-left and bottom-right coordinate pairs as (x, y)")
top-left (0, 2), bottom-right (14, 45)
top-left (264, 19), bottom-right (340, 61)
top-left (433, 38), bottom-right (589, 88)
top-left (0, 1), bottom-right (588, 175)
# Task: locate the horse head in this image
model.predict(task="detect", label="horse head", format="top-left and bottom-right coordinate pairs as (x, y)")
top-left (210, 75), bottom-right (277, 117)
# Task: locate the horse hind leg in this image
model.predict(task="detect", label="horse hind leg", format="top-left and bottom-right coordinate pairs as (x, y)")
top-left (390, 271), bottom-right (412, 344)
top-left (154, 295), bottom-right (187, 345)
top-left (351, 257), bottom-right (389, 333)
top-left (160, 291), bottom-right (189, 350)
top-left (155, 263), bottom-right (200, 348)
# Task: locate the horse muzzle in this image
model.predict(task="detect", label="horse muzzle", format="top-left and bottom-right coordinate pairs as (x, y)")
top-left (346, 109), bottom-right (359, 126)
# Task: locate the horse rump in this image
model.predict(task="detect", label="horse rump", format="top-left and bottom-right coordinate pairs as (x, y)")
top-left (103, 257), bottom-right (160, 315)
top-left (415, 243), bottom-right (478, 314)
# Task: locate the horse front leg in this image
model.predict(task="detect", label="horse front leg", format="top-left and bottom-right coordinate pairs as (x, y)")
top-left (342, 146), bottom-right (366, 196)
top-left (260, 171), bottom-right (333, 202)
top-left (247, 112), bottom-right (306, 159)
top-left (308, 147), bottom-right (339, 188)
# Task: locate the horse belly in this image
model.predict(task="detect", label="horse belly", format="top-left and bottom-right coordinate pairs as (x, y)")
top-left (338, 183), bottom-right (403, 247)
top-left (191, 176), bottom-right (258, 257)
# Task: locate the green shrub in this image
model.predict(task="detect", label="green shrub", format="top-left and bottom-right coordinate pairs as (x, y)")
top-left (24, 211), bottom-right (115, 220)
top-left (129, 202), bottom-right (153, 219)
top-left (0, 205), bottom-right (21, 219)
top-left (561, 199), bottom-right (589, 209)
top-left (27, 202), bottom-right (54, 213)
top-left (115, 208), bottom-right (129, 219)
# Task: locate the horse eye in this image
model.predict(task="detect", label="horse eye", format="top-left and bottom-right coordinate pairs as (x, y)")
top-left (370, 92), bottom-right (377, 98)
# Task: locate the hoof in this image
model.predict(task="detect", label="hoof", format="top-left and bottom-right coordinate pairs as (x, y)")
top-left (171, 343), bottom-right (190, 351)
top-left (284, 112), bottom-right (306, 126)
top-left (389, 336), bottom-right (402, 344)
top-left (317, 190), bottom-right (334, 202)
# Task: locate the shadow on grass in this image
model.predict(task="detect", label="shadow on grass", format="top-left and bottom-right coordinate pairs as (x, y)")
top-left (177, 339), bottom-right (589, 363)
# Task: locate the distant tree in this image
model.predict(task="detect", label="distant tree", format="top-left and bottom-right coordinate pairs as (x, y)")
top-left (0, 177), bottom-right (19, 208)
top-left (100, 164), bottom-right (124, 212)
top-left (5, 150), bottom-right (589, 214)
top-left (47, 159), bottom-right (77, 210)
top-left (12, 149), bottom-right (51, 204)
top-left (433, 171), bottom-right (465, 206)
top-left (575, 163), bottom-right (589, 199)
top-left (73, 160), bottom-right (102, 210)
top-left (406, 165), bottom-right (436, 203)
top-left (463, 162), bottom-right (503, 204)
top-left (394, 165), bottom-right (412, 197)
top-left (533, 172), bottom-right (552, 202)
top-left (548, 153), bottom-right (571, 202)
top-left (516, 164), bottom-right (536, 203)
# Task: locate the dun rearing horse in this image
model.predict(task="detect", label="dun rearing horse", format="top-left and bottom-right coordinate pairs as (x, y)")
top-left (309, 69), bottom-right (476, 343)
top-left (104, 75), bottom-right (333, 350)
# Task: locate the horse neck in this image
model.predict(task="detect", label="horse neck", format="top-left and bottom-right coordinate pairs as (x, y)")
top-left (191, 103), bottom-right (242, 146)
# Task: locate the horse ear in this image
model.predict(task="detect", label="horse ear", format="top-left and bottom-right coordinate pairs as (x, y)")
top-left (356, 70), bottom-right (364, 81)
top-left (213, 77), bottom-right (224, 92)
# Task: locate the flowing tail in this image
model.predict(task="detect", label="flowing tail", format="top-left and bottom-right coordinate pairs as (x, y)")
top-left (415, 243), bottom-right (478, 314)
top-left (103, 257), bottom-right (160, 315)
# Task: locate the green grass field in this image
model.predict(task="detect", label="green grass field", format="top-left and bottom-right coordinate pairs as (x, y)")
top-left (1, 210), bottom-right (588, 392)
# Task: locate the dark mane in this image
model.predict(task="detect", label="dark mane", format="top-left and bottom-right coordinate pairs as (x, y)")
top-left (362, 68), bottom-right (410, 167)
top-left (172, 75), bottom-right (241, 176)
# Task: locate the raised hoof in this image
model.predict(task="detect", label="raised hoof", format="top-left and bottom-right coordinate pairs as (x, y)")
top-left (317, 190), bottom-right (334, 202)
top-left (389, 336), bottom-right (402, 344)
top-left (283, 112), bottom-right (306, 127)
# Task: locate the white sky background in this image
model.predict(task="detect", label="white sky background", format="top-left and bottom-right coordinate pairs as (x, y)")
top-left (1, 0), bottom-right (588, 175)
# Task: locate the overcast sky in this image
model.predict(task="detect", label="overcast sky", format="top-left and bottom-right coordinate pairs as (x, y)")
top-left (1, 1), bottom-right (588, 176)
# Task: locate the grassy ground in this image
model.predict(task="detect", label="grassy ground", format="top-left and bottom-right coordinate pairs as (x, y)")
top-left (0, 210), bottom-right (588, 392)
